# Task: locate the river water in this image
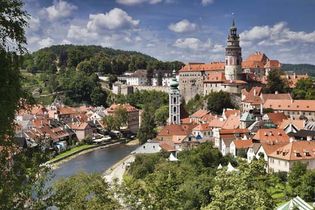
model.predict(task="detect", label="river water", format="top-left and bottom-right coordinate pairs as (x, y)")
top-left (52, 144), bottom-right (137, 180)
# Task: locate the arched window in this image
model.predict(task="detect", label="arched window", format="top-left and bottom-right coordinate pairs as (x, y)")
top-left (173, 116), bottom-right (177, 122)
top-left (173, 106), bottom-right (176, 113)
top-left (173, 97), bottom-right (176, 104)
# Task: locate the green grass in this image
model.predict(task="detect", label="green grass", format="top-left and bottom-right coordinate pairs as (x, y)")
top-left (50, 144), bottom-right (96, 162)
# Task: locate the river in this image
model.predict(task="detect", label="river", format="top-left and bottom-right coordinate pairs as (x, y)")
top-left (52, 144), bottom-right (137, 180)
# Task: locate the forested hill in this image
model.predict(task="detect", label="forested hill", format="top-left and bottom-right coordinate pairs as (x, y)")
top-left (282, 63), bottom-right (315, 76)
top-left (22, 45), bottom-right (184, 75)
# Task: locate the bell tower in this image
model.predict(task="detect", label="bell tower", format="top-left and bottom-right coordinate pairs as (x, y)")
top-left (225, 19), bottom-right (242, 80)
top-left (169, 70), bottom-right (181, 125)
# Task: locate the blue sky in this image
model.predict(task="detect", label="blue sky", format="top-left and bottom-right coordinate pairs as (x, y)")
top-left (24, 0), bottom-right (315, 64)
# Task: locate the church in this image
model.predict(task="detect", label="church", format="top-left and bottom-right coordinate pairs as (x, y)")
top-left (178, 20), bottom-right (281, 102)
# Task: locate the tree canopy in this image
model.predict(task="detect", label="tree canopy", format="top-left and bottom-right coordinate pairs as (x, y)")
top-left (265, 69), bottom-right (289, 93)
top-left (206, 91), bottom-right (234, 114)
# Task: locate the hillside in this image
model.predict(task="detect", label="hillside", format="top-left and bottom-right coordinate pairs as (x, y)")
top-left (282, 63), bottom-right (315, 76)
top-left (22, 45), bottom-right (184, 75)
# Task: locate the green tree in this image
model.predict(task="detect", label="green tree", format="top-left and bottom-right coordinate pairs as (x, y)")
top-left (204, 159), bottom-right (274, 210)
top-left (287, 162), bottom-right (307, 197)
top-left (297, 169), bottom-right (315, 201)
top-left (77, 60), bottom-right (96, 74)
top-left (114, 106), bottom-right (128, 130)
top-left (51, 172), bottom-right (120, 210)
top-left (137, 105), bottom-right (156, 144)
top-left (206, 91), bottom-right (234, 114)
top-left (265, 69), bottom-right (289, 93)
top-left (154, 105), bottom-right (169, 126)
top-left (292, 78), bottom-right (315, 100)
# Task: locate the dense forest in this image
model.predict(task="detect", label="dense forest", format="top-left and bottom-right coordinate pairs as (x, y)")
top-left (282, 63), bottom-right (315, 76)
top-left (22, 45), bottom-right (184, 75)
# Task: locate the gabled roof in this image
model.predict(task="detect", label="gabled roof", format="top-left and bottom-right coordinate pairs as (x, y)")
top-left (193, 123), bottom-right (211, 131)
top-left (269, 141), bottom-right (315, 161)
top-left (279, 119), bottom-right (305, 130)
top-left (179, 62), bottom-right (225, 72)
top-left (264, 99), bottom-right (315, 112)
top-left (253, 129), bottom-right (290, 144)
top-left (158, 124), bottom-right (196, 136)
top-left (261, 93), bottom-right (292, 102)
top-left (223, 109), bottom-right (240, 119)
top-left (159, 141), bottom-right (176, 152)
top-left (241, 87), bottom-right (263, 104)
top-left (190, 109), bottom-right (209, 118)
top-left (106, 103), bottom-right (138, 113)
top-left (208, 118), bottom-right (226, 128)
top-left (260, 142), bottom-right (288, 156)
top-left (222, 114), bottom-right (240, 129)
top-left (265, 113), bottom-right (288, 126)
top-left (233, 139), bottom-right (253, 149)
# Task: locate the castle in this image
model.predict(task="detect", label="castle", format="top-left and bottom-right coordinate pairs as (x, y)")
top-left (179, 20), bottom-right (281, 102)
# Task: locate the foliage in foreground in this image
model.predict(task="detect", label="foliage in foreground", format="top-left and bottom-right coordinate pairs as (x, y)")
top-left (206, 91), bottom-right (234, 115)
top-left (51, 172), bottom-right (120, 210)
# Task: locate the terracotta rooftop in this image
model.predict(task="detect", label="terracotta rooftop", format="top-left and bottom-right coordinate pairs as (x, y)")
top-left (106, 103), bottom-right (138, 113)
top-left (260, 142), bottom-right (288, 155)
top-left (269, 141), bottom-right (315, 161)
top-left (281, 74), bottom-right (309, 88)
top-left (253, 129), bottom-right (289, 144)
top-left (159, 141), bottom-right (176, 152)
top-left (204, 72), bottom-right (225, 83)
top-left (193, 124), bottom-right (211, 131)
top-left (158, 124), bottom-right (196, 136)
top-left (241, 87), bottom-right (263, 104)
top-left (233, 139), bottom-right (253, 149)
top-left (190, 109), bottom-right (209, 118)
top-left (220, 128), bottom-right (249, 135)
top-left (208, 118), bottom-right (226, 128)
top-left (279, 119), bottom-right (305, 131)
top-left (265, 113), bottom-right (288, 126)
top-left (179, 62), bottom-right (225, 72)
top-left (224, 109), bottom-right (240, 118)
top-left (263, 99), bottom-right (315, 112)
top-left (68, 122), bottom-right (90, 130)
top-left (261, 93), bottom-right (292, 102)
top-left (222, 114), bottom-right (240, 129)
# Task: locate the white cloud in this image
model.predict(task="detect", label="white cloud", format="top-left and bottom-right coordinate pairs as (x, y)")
top-left (28, 17), bottom-right (40, 32)
top-left (87, 8), bottom-right (139, 31)
top-left (174, 38), bottom-right (202, 50)
top-left (201, 0), bottom-right (214, 6)
top-left (67, 25), bottom-right (98, 40)
top-left (169, 19), bottom-right (197, 33)
top-left (116, 0), bottom-right (162, 6)
top-left (38, 37), bottom-right (54, 48)
top-left (40, 0), bottom-right (77, 21)
top-left (240, 22), bottom-right (315, 46)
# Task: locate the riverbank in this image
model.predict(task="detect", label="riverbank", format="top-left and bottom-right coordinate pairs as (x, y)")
top-left (103, 154), bottom-right (135, 184)
top-left (48, 141), bottom-right (123, 170)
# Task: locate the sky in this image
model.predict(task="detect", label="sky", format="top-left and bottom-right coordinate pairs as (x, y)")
top-left (24, 0), bottom-right (315, 64)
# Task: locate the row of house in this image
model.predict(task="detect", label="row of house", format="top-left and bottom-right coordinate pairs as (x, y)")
top-left (15, 102), bottom-right (140, 151)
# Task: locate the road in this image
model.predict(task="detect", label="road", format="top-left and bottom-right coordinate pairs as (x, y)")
top-left (103, 154), bottom-right (135, 184)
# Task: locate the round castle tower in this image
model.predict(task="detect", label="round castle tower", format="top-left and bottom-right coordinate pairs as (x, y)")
top-left (225, 19), bottom-right (242, 81)
top-left (169, 70), bottom-right (181, 125)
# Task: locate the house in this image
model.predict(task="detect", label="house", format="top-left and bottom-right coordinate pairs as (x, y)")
top-left (132, 140), bottom-right (161, 154)
top-left (222, 112), bottom-right (241, 129)
top-left (281, 73), bottom-right (309, 88)
top-left (125, 69), bottom-right (149, 86)
top-left (263, 99), bottom-right (315, 120)
top-left (252, 129), bottom-right (290, 144)
top-left (247, 143), bottom-right (261, 162)
top-left (218, 129), bottom-right (250, 155)
top-left (156, 124), bottom-right (197, 150)
top-left (230, 139), bottom-right (253, 158)
top-left (190, 109), bottom-right (209, 124)
top-left (262, 113), bottom-right (288, 127)
top-left (268, 141), bottom-right (315, 172)
top-left (105, 104), bottom-right (139, 133)
top-left (192, 124), bottom-right (212, 140)
top-left (240, 112), bottom-right (256, 129)
top-left (241, 87), bottom-right (292, 112)
top-left (68, 122), bottom-right (94, 141)
top-left (279, 119), bottom-right (305, 134)
top-left (288, 130), bottom-right (315, 141)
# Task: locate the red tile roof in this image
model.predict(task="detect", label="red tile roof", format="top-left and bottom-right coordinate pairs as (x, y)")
top-left (190, 109), bottom-right (209, 118)
top-left (222, 114), bottom-right (240, 129)
top-left (264, 99), bottom-right (315, 112)
top-left (158, 124), bottom-right (196, 136)
top-left (159, 141), bottom-right (176, 152)
top-left (179, 62), bottom-right (225, 72)
top-left (279, 119), bottom-right (305, 130)
top-left (269, 141), bottom-right (315, 161)
top-left (265, 113), bottom-right (288, 126)
top-left (233, 139), bottom-right (253, 149)
top-left (193, 124), bottom-right (211, 131)
top-left (253, 129), bottom-right (289, 144)
top-left (204, 72), bottom-right (225, 83)
top-left (220, 129), bottom-right (249, 135)
top-left (106, 103), bottom-right (138, 113)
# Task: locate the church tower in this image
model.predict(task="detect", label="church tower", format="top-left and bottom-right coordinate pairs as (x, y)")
top-left (225, 19), bottom-right (242, 80)
top-left (169, 71), bottom-right (181, 125)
